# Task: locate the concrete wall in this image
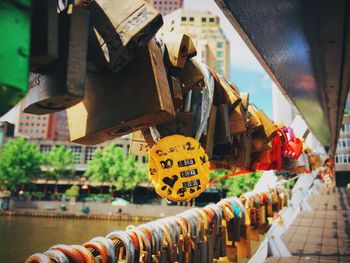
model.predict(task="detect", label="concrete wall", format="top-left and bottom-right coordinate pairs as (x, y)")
top-left (9, 200), bottom-right (189, 218)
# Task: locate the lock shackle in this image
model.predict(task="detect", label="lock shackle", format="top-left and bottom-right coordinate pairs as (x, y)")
top-left (90, 237), bottom-right (116, 263)
top-left (82, 240), bottom-right (109, 263)
top-left (106, 230), bottom-right (135, 263)
top-left (190, 208), bottom-right (208, 237)
top-left (151, 221), bottom-right (174, 260)
top-left (204, 204), bottom-right (223, 235)
top-left (217, 202), bottom-right (235, 222)
top-left (192, 59), bottom-right (215, 141)
top-left (224, 197), bottom-right (246, 223)
top-left (25, 253), bottom-right (51, 263)
top-left (44, 249), bottom-right (69, 263)
top-left (134, 227), bottom-right (153, 263)
top-left (160, 217), bottom-right (181, 243)
top-left (142, 223), bottom-right (164, 253)
top-left (70, 245), bottom-right (95, 263)
top-left (172, 215), bottom-right (190, 247)
top-left (179, 213), bottom-right (197, 237)
top-left (49, 244), bottom-right (84, 263)
top-left (157, 221), bottom-right (174, 261)
top-left (186, 210), bottom-right (205, 240)
top-left (138, 225), bottom-right (160, 258)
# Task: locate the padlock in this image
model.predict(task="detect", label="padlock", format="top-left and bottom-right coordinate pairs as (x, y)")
top-left (240, 92), bottom-right (249, 112)
top-left (218, 76), bottom-right (242, 112)
top-left (129, 129), bottom-right (155, 157)
top-left (214, 104), bottom-right (232, 145)
top-left (247, 103), bottom-right (263, 132)
top-left (0, 0), bottom-right (31, 115)
top-left (148, 135), bottom-right (210, 202)
top-left (175, 59), bottom-right (204, 95)
top-left (157, 111), bottom-right (195, 138)
top-left (168, 75), bottom-right (184, 110)
top-left (67, 39), bottom-right (175, 145)
top-left (106, 230), bottom-right (136, 262)
top-left (229, 104), bottom-right (247, 135)
top-left (255, 109), bottom-right (277, 142)
top-left (23, 4), bottom-right (89, 114)
top-left (87, 0), bottom-right (163, 73)
top-left (163, 32), bottom-right (191, 69)
top-left (202, 105), bottom-right (217, 158)
top-left (30, 0), bottom-right (58, 68)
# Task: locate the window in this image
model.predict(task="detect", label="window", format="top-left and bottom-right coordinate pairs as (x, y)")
top-left (43, 117), bottom-right (47, 120)
top-left (218, 70), bottom-right (223, 75)
top-left (217, 41), bottom-right (223, 48)
top-left (189, 17), bottom-right (194, 22)
top-left (71, 146), bottom-right (82, 163)
top-left (26, 116), bottom-right (29, 120)
top-left (19, 129), bottom-right (23, 132)
top-left (40, 145), bottom-right (51, 153)
top-left (142, 156), bottom-right (147, 163)
top-left (209, 17), bottom-right (215, 23)
top-left (85, 147), bottom-right (96, 162)
top-left (216, 60), bottom-right (223, 68)
top-left (25, 123), bottom-right (29, 126)
top-left (164, 1), bottom-right (167, 3)
top-left (169, 1), bottom-right (172, 4)
top-left (202, 17), bottom-right (207, 22)
top-left (217, 51), bottom-right (224, 58)
top-left (181, 16), bottom-right (186, 22)
top-left (42, 130), bottom-right (45, 133)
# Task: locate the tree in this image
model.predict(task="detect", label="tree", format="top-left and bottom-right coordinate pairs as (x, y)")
top-left (45, 146), bottom-right (75, 194)
top-left (0, 137), bottom-right (42, 191)
top-left (208, 170), bottom-right (263, 198)
top-left (84, 145), bottom-right (147, 202)
top-left (225, 171), bottom-right (262, 197)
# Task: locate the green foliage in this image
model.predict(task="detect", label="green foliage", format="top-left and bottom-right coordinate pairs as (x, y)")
top-left (225, 171), bottom-right (262, 197)
top-left (0, 137), bottom-right (42, 190)
top-left (64, 185), bottom-right (79, 197)
top-left (45, 146), bottom-right (75, 181)
top-left (84, 145), bottom-right (147, 191)
top-left (209, 170), bottom-right (262, 197)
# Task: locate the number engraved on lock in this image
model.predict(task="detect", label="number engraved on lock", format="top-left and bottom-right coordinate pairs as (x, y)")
top-left (183, 179), bottom-right (200, 189)
top-left (29, 75), bottom-right (40, 89)
top-left (180, 169), bottom-right (198, 178)
top-left (184, 142), bottom-right (195, 151)
top-left (177, 158), bottom-right (195, 167)
top-left (139, 143), bottom-right (150, 152)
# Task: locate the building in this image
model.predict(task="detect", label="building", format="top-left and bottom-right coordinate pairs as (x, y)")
top-left (146, 0), bottom-right (183, 16)
top-left (335, 114), bottom-right (350, 186)
top-left (162, 9), bottom-right (230, 79)
top-left (0, 122), bottom-right (14, 147)
top-left (17, 100), bottom-right (69, 140)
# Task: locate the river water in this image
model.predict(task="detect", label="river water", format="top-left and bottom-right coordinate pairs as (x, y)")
top-left (0, 216), bottom-right (140, 262)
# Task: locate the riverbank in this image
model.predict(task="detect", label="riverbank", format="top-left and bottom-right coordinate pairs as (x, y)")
top-left (0, 210), bottom-right (157, 221)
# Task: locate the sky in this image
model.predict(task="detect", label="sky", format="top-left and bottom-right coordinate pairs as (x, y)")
top-left (184, 0), bottom-right (273, 117)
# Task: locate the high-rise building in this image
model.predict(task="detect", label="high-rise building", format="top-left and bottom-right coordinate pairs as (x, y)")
top-left (334, 111), bottom-right (350, 186)
top-left (17, 101), bottom-right (70, 140)
top-left (146, 0), bottom-right (183, 16)
top-left (162, 9), bottom-right (230, 79)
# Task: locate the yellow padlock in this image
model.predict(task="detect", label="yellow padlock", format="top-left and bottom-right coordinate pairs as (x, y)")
top-left (148, 134), bottom-right (210, 202)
